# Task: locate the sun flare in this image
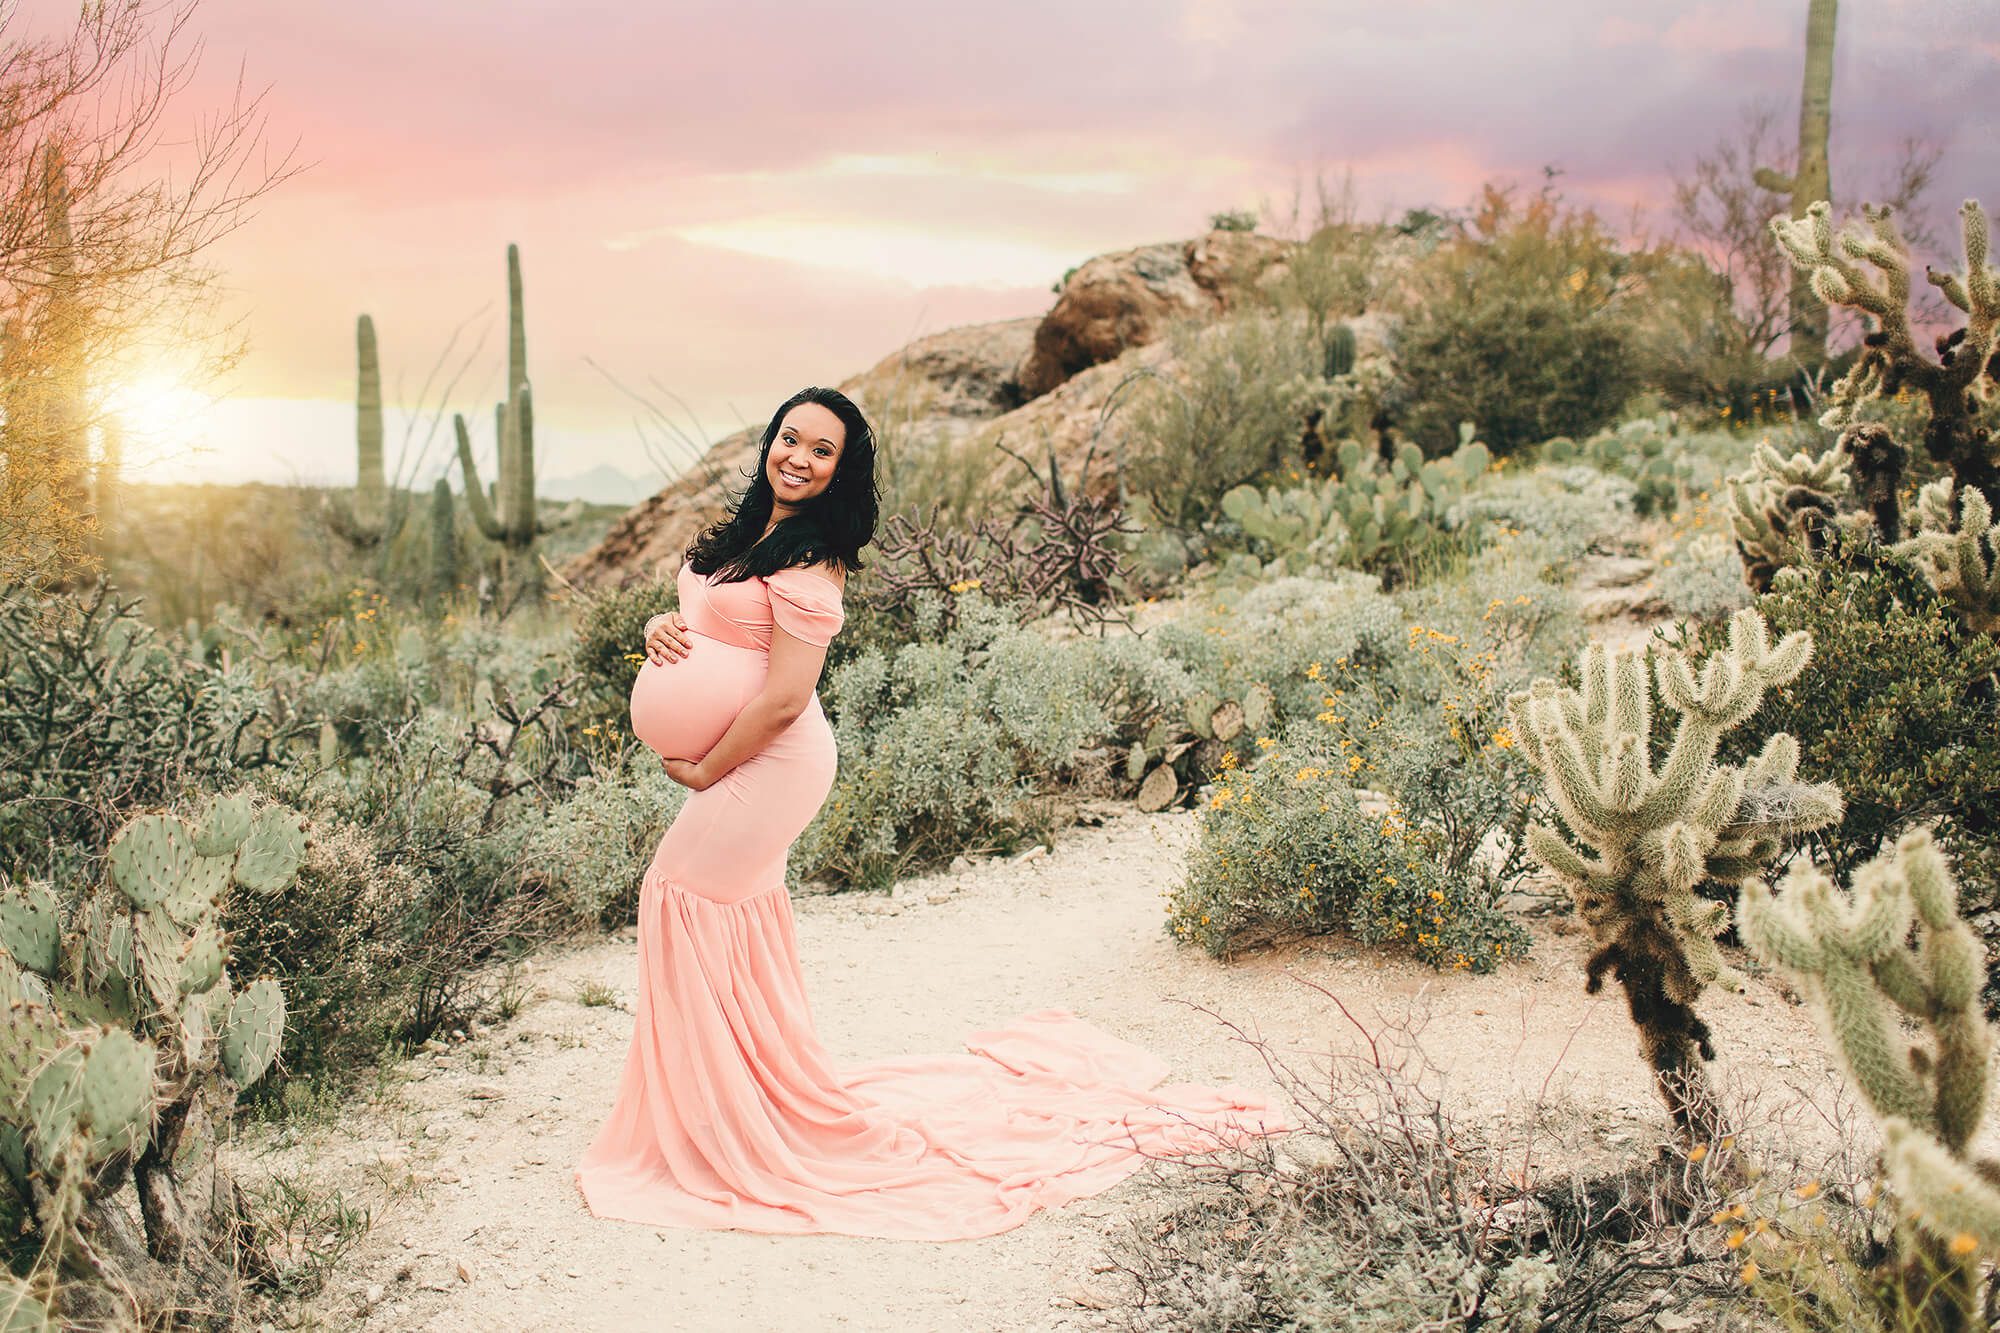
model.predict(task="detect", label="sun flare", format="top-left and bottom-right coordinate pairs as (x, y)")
top-left (98, 371), bottom-right (218, 455)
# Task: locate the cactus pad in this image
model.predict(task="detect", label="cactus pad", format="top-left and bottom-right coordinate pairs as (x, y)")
top-left (180, 992), bottom-right (210, 1067)
top-left (164, 851), bottom-right (235, 928)
top-left (0, 1273), bottom-right (53, 1333)
top-left (0, 968), bottom-right (61, 1103)
top-left (24, 1045), bottom-right (84, 1164)
top-left (107, 814), bottom-right (193, 911)
top-left (134, 911), bottom-right (188, 1016)
top-left (79, 1030), bottom-right (154, 1147)
top-left (179, 920), bottom-right (225, 996)
top-left (0, 881), bottom-right (60, 980)
top-left (221, 979), bottom-right (285, 1086)
top-left (234, 809), bottom-right (306, 894)
top-left (192, 791), bottom-right (255, 858)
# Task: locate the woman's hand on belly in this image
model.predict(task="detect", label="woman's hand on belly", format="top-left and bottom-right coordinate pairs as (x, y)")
top-left (643, 611), bottom-right (693, 666)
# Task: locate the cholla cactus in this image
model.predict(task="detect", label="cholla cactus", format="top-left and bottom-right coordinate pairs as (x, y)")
top-left (1739, 831), bottom-right (1997, 1325)
top-left (0, 793), bottom-right (299, 1326)
top-left (1892, 478), bottom-right (2000, 633)
top-left (1724, 442), bottom-right (1851, 592)
top-left (1769, 199), bottom-right (1999, 507)
top-left (1505, 609), bottom-right (1842, 1141)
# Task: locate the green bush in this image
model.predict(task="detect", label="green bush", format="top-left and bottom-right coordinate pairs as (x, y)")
top-left (1700, 535), bottom-right (2000, 895)
top-left (220, 809), bottom-right (426, 1088)
top-left (1391, 288), bottom-right (1641, 457)
top-left (1124, 312), bottom-right (1321, 530)
top-left (1167, 742), bottom-right (1527, 969)
top-left (1389, 190), bottom-right (1645, 456)
top-left (1657, 532), bottom-right (1750, 623)
top-left (522, 754), bottom-right (689, 926)
top-left (1147, 573), bottom-right (1402, 722)
top-left (799, 591), bottom-right (1164, 887)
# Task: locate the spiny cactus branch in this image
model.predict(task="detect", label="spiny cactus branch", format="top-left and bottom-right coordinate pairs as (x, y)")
top-left (1770, 198), bottom-right (2000, 506)
top-left (1739, 830), bottom-right (2000, 1322)
top-left (1507, 609), bottom-right (1841, 1147)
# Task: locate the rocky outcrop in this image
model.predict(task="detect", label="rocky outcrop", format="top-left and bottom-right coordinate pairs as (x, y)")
top-left (564, 229), bottom-right (1296, 590)
top-left (1012, 230), bottom-right (1289, 400)
top-left (562, 318), bottom-right (1037, 589)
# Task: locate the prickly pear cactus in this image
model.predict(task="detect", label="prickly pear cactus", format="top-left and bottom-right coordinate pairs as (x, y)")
top-left (0, 791), bottom-right (301, 1326)
top-left (234, 806), bottom-right (306, 894)
top-left (221, 978), bottom-right (285, 1086)
top-left (0, 880), bottom-right (61, 978)
top-left (106, 815), bottom-right (193, 911)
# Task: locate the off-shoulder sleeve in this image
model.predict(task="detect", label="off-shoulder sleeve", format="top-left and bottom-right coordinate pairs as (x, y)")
top-left (765, 566), bottom-right (846, 646)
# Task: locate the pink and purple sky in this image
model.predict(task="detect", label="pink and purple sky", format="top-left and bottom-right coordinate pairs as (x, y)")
top-left (34, 0), bottom-right (2000, 489)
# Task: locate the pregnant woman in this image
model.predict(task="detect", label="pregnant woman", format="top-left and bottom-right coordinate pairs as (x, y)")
top-left (574, 386), bottom-right (1286, 1240)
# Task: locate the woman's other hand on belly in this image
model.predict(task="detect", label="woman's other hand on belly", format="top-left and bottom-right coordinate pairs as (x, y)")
top-left (662, 756), bottom-right (715, 791)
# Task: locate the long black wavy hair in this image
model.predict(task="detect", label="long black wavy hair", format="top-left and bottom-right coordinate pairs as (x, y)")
top-left (684, 386), bottom-right (880, 583)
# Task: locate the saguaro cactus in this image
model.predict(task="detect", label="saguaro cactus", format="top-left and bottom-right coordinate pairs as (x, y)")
top-left (354, 313), bottom-right (385, 532)
top-left (1739, 830), bottom-right (1998, 1327)
top-left (454, 244), bottom-right (573, 591)
top-left (328, 312), bottom-right (401, 550)
top-left (429, 475), bottom-right (459, 605)
top-left (1505, 609), bottom-right (1842, 1143)
top-left (1755, 0), bottom-right (1838, 368)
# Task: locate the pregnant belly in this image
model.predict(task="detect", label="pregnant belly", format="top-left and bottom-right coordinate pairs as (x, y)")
top-left (628, 635), bottom-right (767, 761)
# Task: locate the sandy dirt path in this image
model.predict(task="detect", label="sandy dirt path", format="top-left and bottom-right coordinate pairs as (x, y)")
top-left (241, 807), bottom-right (1858, 1333)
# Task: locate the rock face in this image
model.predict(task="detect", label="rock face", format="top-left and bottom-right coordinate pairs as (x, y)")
top-left (1013, 230), bottom-right (1289, 400)
top-left (562, 318), bottom-right (1037, 589)
top-left (564, 229), bottom-right (1295, 591)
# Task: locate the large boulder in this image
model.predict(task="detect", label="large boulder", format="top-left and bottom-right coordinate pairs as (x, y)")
top-left (1012, 229), bottom-right (1289, 400)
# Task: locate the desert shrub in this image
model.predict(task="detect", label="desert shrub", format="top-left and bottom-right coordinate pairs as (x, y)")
top-left (1167, 742), bottom-right (1527, 969)
top-left (1098, 1013), bottom-right (1745, 1332)
top-left (1657, 532), bottom-right (1751, 623)
top-left (292, 652), bottom-right (433, 751)
top-left (1392, 289), bottom-right (1640, 457)
top-left (1452, 467), bottom-right (1638, 564)
top-left (520, 754), bottom-right (688, 926)
top-left (1700, 535), bottom-right (2000, 893)
top-left (797, 590), bottom-right (1171, 887)
top-left (1147, 573), bottom-right (1404, 729)
top-left (1389, 189), bottom-right (1645, 456)
top-left (0, 581), bottom-right (291, 878)
top-left (221, 809), bottom-right (426, 1088)
top-left (1315, 625), bottom-right (1549, 902)
top-left (1124, 312), bottom-right (1320, 529)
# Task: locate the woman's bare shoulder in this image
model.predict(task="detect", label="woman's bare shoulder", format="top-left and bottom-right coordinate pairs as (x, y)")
top-left (802, 558), bottom-right (846, 590)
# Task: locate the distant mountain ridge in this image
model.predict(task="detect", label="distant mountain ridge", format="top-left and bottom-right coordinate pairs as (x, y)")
top-left (539, 464), bottom-right (666, 506)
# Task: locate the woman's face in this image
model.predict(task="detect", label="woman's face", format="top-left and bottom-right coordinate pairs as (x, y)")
top-left (766, 402), bottom-right (846, 509)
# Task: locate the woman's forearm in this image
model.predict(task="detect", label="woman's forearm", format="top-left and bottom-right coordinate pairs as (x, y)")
top-left (691, 693), bottom-right (804, 785)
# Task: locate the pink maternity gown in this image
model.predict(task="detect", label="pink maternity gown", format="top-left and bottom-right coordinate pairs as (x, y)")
top-left (572, 561), bottom-right (1287, 1240)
